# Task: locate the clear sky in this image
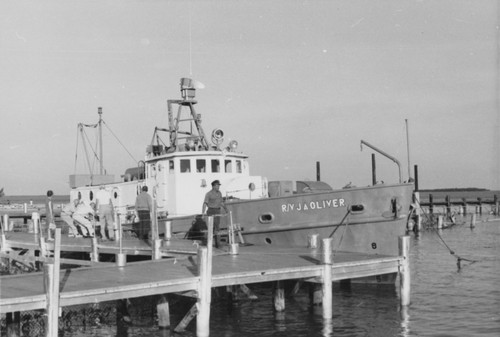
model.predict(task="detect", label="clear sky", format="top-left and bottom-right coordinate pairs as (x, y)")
top-left (1, 0), bottom-right (499, 195)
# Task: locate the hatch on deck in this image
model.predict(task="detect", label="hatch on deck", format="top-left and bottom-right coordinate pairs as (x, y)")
top-left (296, 181), bottom-right (333, 194)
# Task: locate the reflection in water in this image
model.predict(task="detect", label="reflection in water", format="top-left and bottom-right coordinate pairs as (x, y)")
top-left (400, 305), bottom-right (410, 337)
top-left (322, 317), bottom-right (333, 337)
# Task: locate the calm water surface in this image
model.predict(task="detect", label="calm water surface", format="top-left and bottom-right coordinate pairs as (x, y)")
top-left (4, 217), bottom-right (499, 337)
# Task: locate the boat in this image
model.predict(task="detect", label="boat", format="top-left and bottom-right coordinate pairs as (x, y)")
top-left (70, 78), bottom-right (414, 258)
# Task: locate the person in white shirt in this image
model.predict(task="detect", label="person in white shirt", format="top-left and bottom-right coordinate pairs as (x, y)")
top-left (61, 199), bottom-right (81, 237)
top-left (72, 199), bottom-right (95, 237)
top-left (95, 185), bottom-right (115, 241)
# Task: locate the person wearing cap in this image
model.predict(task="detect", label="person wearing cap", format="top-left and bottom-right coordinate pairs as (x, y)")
top-left (202, 180), bottom-right (227, 247)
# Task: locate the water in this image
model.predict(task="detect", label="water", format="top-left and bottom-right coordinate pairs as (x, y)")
top-left (2, 217), bottom-right (499, 337)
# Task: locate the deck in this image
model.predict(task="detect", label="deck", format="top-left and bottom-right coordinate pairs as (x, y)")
top-left (1, 241), bottom-right (405, 314)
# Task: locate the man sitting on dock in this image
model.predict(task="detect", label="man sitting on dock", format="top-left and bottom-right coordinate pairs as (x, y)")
top-left (72, 199), bottom-right (96, 238)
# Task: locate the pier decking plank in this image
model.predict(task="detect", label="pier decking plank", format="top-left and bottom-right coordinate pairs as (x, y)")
top-left (0, 244), bottom-right (403, 314)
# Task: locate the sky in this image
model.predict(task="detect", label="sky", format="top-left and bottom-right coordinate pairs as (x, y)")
top-left (1, 0), bottom-right (499, 195)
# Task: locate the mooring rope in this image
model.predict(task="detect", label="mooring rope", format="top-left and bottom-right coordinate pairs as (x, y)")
top-left (413, 198), bottom-right (479, 269)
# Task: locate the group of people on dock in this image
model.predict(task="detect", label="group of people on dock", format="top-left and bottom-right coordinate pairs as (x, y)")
top-left (47, 185), bottom-right (153, 242)
top-left (46, 179), bottom-right (226, 245)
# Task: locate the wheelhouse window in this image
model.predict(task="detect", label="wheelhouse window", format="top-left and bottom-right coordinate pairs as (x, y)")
top-left (168, 160), bottom-right (174, 173)
top-left (180, 159), bottom-right (191, 173)
top-left (236, 160), bottom-right (242, 173)
top-left (196, 159), bottom-right (206, 173)
top-left (225, 159), bottom-right (232, 173)
top-left (211, 159), bottom-right (220, 173)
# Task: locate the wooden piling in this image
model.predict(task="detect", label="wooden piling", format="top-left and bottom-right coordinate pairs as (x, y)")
top-left (157, 295), bottom-right (170, 329)
top-left (470, 213), bottom-right (476, 228)
top-left (399, 236), bottom-right (411, 307)
top-left (273, 280), bottom-right (285, 312)
top-left (32, 212), bottom-right (40, 234)
top-left (308, 234), bottom-right (318, 249)
top-left (152, 239), bottom-right (162, 260)
top-left (44, 229), bottom-right (61, 337)
top-left (6, 311), bottom-right (20, 336)
top-left (196, 246), bottom-right (212, 337)
top-left (437, 215), bottom-right (444, 229)
top-left (91, 236), bottom-right (99, 262)
top-left (445, 195), bottom-right (451, 217)
top-left (163, 220), bottom-right (172, 242)
top-left (429, 194), bottom-right (434, 214)
top-left (321, 238), bottom-right (333, 319)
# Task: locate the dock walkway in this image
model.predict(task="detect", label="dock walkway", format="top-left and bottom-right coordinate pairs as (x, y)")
top-left (1, 243), bottom-right (406, 314)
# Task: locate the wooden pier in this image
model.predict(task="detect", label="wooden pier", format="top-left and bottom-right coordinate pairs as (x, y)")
top-left (0, 218), bottom-right (411, 337)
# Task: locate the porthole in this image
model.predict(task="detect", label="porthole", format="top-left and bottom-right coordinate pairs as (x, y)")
top-left (259, 213), bottom-right (274, 224)
top-left (350, 204), bottom-right (364, 212)
top-left (265, 238), bottom-right (272, 244)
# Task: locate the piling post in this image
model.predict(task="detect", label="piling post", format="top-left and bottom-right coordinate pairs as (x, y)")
top-left (114, 210), bottom-right (121, 242)
top-left (163, 220), bottom-right (172, 242)
top-left (477, 198), bottom-right (482, 215)
top-left (44, 263), bottom-right (59, 337)
top-left (197, 246), bottom-right (212, 337)
top-left (2, 214), bottom-right (10, 232)
top-left (321, 238), bottom-right (333, 319)
top-left (429, 194), bottom-right (434, 215)
top-left (152, 239), bottom-right (162, 260)
top-left (445, 195), bottom-right (451, 217)
top-left (151, 202), bottom-right (159, 241)
top-left (6, 312), bottom-right (21, 336)
top-left (44, 229), bottom-right (61, 337)
top-left (308, 234), bottom-right (318, 249)
top-left (399, 236), bottom-right (411, 306)
top-left (116, 216), bottom-right (126, 266)
top-left (462, 198), bottom-right (467, 216)
top-left (494, 195), bottom-right (499, 216)
top-left (31, 212), bottom-right (40, 233)
top-left (273, 280), bottom-right (285, 312)
top-left (437, 215), bottom-right (444, 229)
top-left (91, 236), bottom-right (99, 262)
top-left (470, 213), bottom-right (476, 228)
top-left (415, 214), bottom-right (422, 232)
top-left (157, 295), bottom-right (170, 329)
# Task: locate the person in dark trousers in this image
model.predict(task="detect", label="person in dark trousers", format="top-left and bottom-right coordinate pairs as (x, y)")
top-left (135, 186), bottom-right (153, 242)
top-left (202, 180), bottom-right (227, 247)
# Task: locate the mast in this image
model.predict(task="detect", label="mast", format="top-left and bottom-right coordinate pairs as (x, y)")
top-left (98, 107), bottom-right (103, 175)
top-left (405, 119), bottom-right (411, 181)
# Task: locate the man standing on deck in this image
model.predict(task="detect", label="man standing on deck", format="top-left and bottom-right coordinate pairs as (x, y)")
top-left (135, 186), bottom-right (153, 242)
top-left (95, 185), bottom-right (115, 241)
top-left (202, 180), bottom-right (227, 247)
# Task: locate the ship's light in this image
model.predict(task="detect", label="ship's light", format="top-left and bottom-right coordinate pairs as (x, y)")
top-left (249, 182), bottom-right (255, 191)
top-left (227, 140), bottom-right (238, 152)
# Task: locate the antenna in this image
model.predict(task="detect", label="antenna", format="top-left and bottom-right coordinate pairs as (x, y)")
top-left (188, 0), bottom-right (193, 76)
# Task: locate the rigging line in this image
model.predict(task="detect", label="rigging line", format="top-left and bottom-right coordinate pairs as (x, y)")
top-left (328, 209), bottom-right (351, 238)
top-left (74, 125), bottom-right (80, 175)
top-left (331, 208), bottom-right (352, 257)
top-left (81, 127), bottom-right (100, 174)
top-left (413, 197), bottom-right (479, 264)
top-left (102, 120), bottom-right (137, 164)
